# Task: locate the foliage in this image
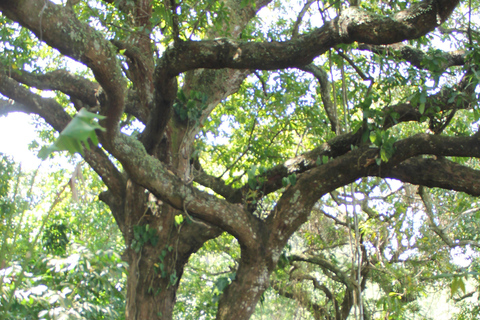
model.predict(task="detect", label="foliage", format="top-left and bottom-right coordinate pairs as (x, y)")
top-left (2, 0), bottom-right (480, 319)
top-left (38, 109), bottom-right (106, 160)
top-left (0, 154), bottom-right (126, 319)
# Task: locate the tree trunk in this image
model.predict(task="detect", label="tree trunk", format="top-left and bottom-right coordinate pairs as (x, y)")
top-left (216, 248), bottom-right (271, 320)
top-left (125, 252), bottom-right (179, 319)
top-left (118, 175), bottom-right (224, 320)
top-left (120, 203), bottom-right (217, 319)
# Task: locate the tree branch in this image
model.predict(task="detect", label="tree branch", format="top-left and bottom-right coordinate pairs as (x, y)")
top-left (358, 43), bottom-right (466, 71)
top-left (291, 0), bottom-right (316, 39)
top-left (109, 133), bottom-right (261, 249)
top-left (158, 0), bottom-right (460, 75)
top-left (194, 68), bottom-right (476, 203)
top-left (382, 157), bottom-right (480, 197)
top-left (4, 64), bottom-right (100, 108)
top-left (290, 254), bottom-right (355, 289)
top-left (0, 0), bottom-right (127, 137)
top-left (299, 64), bottom-right (339, 133)
top-left (0, 71), bottom-right (126, 201)
top-left (419, 185), bottom-right (480, 249)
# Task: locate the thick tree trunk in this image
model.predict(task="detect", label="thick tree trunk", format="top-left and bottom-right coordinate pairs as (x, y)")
top-left (216, 249), bottom-right (271, 320)
top-left (125, 246), bottom-right (180, 320)
top-left (120, 182), bottom-right (180, 320)
top-left (119, 179), bottom-right (222, 320)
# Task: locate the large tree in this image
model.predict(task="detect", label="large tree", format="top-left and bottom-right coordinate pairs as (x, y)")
top-left (0, 0), bottom-right (479, 319)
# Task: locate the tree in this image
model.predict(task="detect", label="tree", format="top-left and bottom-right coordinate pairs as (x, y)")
top-left (0, 0), bottom-right (479, 319)
top-left (0, 155), bottom-right (127, 319)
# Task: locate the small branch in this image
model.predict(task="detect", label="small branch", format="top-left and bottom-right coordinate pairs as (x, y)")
top-left (290, 254), bottom-right (356, 289)
top-left (336, 49), bottom-right (373, 82)
top-left (253, 71), bottom-right (268, 97)
top-left (419, 186), bottom-right (480, 249)
top-left (292, 0), bottom-right (316, 39)
top-left (218, 118), bottom-right (256, 180)
top-left (165, 0), bottom-right (181, 41)
top-left (444, 207), bottom-right (480, 231)
top-left (299, 64), bottom-right (339, 133)
top-left (438, 26), bottom-right (480, 37)
top-left (320, 209), bottom-right (349, 227)
top-left (454, 290), bottom-right (476, 302)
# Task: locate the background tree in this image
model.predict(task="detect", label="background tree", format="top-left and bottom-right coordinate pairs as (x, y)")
top-left (0, 154), bottom-right (126, 319)
top-left (1, 0), bottom-right (480, 319)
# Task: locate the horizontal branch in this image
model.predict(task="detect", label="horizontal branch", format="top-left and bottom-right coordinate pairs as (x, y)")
top-left (383, 157), bottom-right (480, 197)
top-left (157, 0), bottom-right (459, 76)
top-left (6, 66), bottom-right (100, 107)
top-left (358, 43), bottom-right (466, 71)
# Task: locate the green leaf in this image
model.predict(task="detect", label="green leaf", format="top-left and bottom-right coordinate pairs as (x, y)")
top-left (369, 131), bottom-right (377, 145)
top-left (174, 214), bottom-right (184, 226)
top-left (38, 108), bottom-right (106, 159)
top-left (419, 103), bottom-right (425, 114)
top-left (288, 173), bottom-right (297, 186)
top-left (450, 277), bottom-right (466, 297)
top-left (178, 89), bottom-right (187, 103)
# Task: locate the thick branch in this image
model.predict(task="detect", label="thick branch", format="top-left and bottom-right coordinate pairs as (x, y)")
top-left (158, 0), bottom-right (459, 75)
top-left (0, 72), bottom-right (126, 200)
top-left (0, 0), bottom-right (127, 136)
top-left (109, 133), bottom-right (261, 249)
top-left (382, 157), bottom-right (480, 197)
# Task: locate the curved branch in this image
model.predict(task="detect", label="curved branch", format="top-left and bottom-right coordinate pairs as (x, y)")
top-left (0, 72), bottom-right (126, 199)
top-left (266, 133), bottom-right (480, 253)
top-left (109, 133), bottom-right (261, 249)
top-left (158, 0), bottom-right (459, 75)
top-left (0, 0), bottom-right (127, 136)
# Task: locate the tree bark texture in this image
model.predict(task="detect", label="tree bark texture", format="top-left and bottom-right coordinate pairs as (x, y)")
top-left (1, 0), bottom-right (478, 319)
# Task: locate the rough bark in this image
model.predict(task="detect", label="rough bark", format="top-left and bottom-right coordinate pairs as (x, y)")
top-left (0, 0), bottom-right (475, 319)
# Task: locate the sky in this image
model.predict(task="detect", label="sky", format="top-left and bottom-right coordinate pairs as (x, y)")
top-left (0, 112), bottom-right (43, 170)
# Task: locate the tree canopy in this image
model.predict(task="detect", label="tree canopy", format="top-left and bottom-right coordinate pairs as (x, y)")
top-left (1, 0), bottom-right (480, 319)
